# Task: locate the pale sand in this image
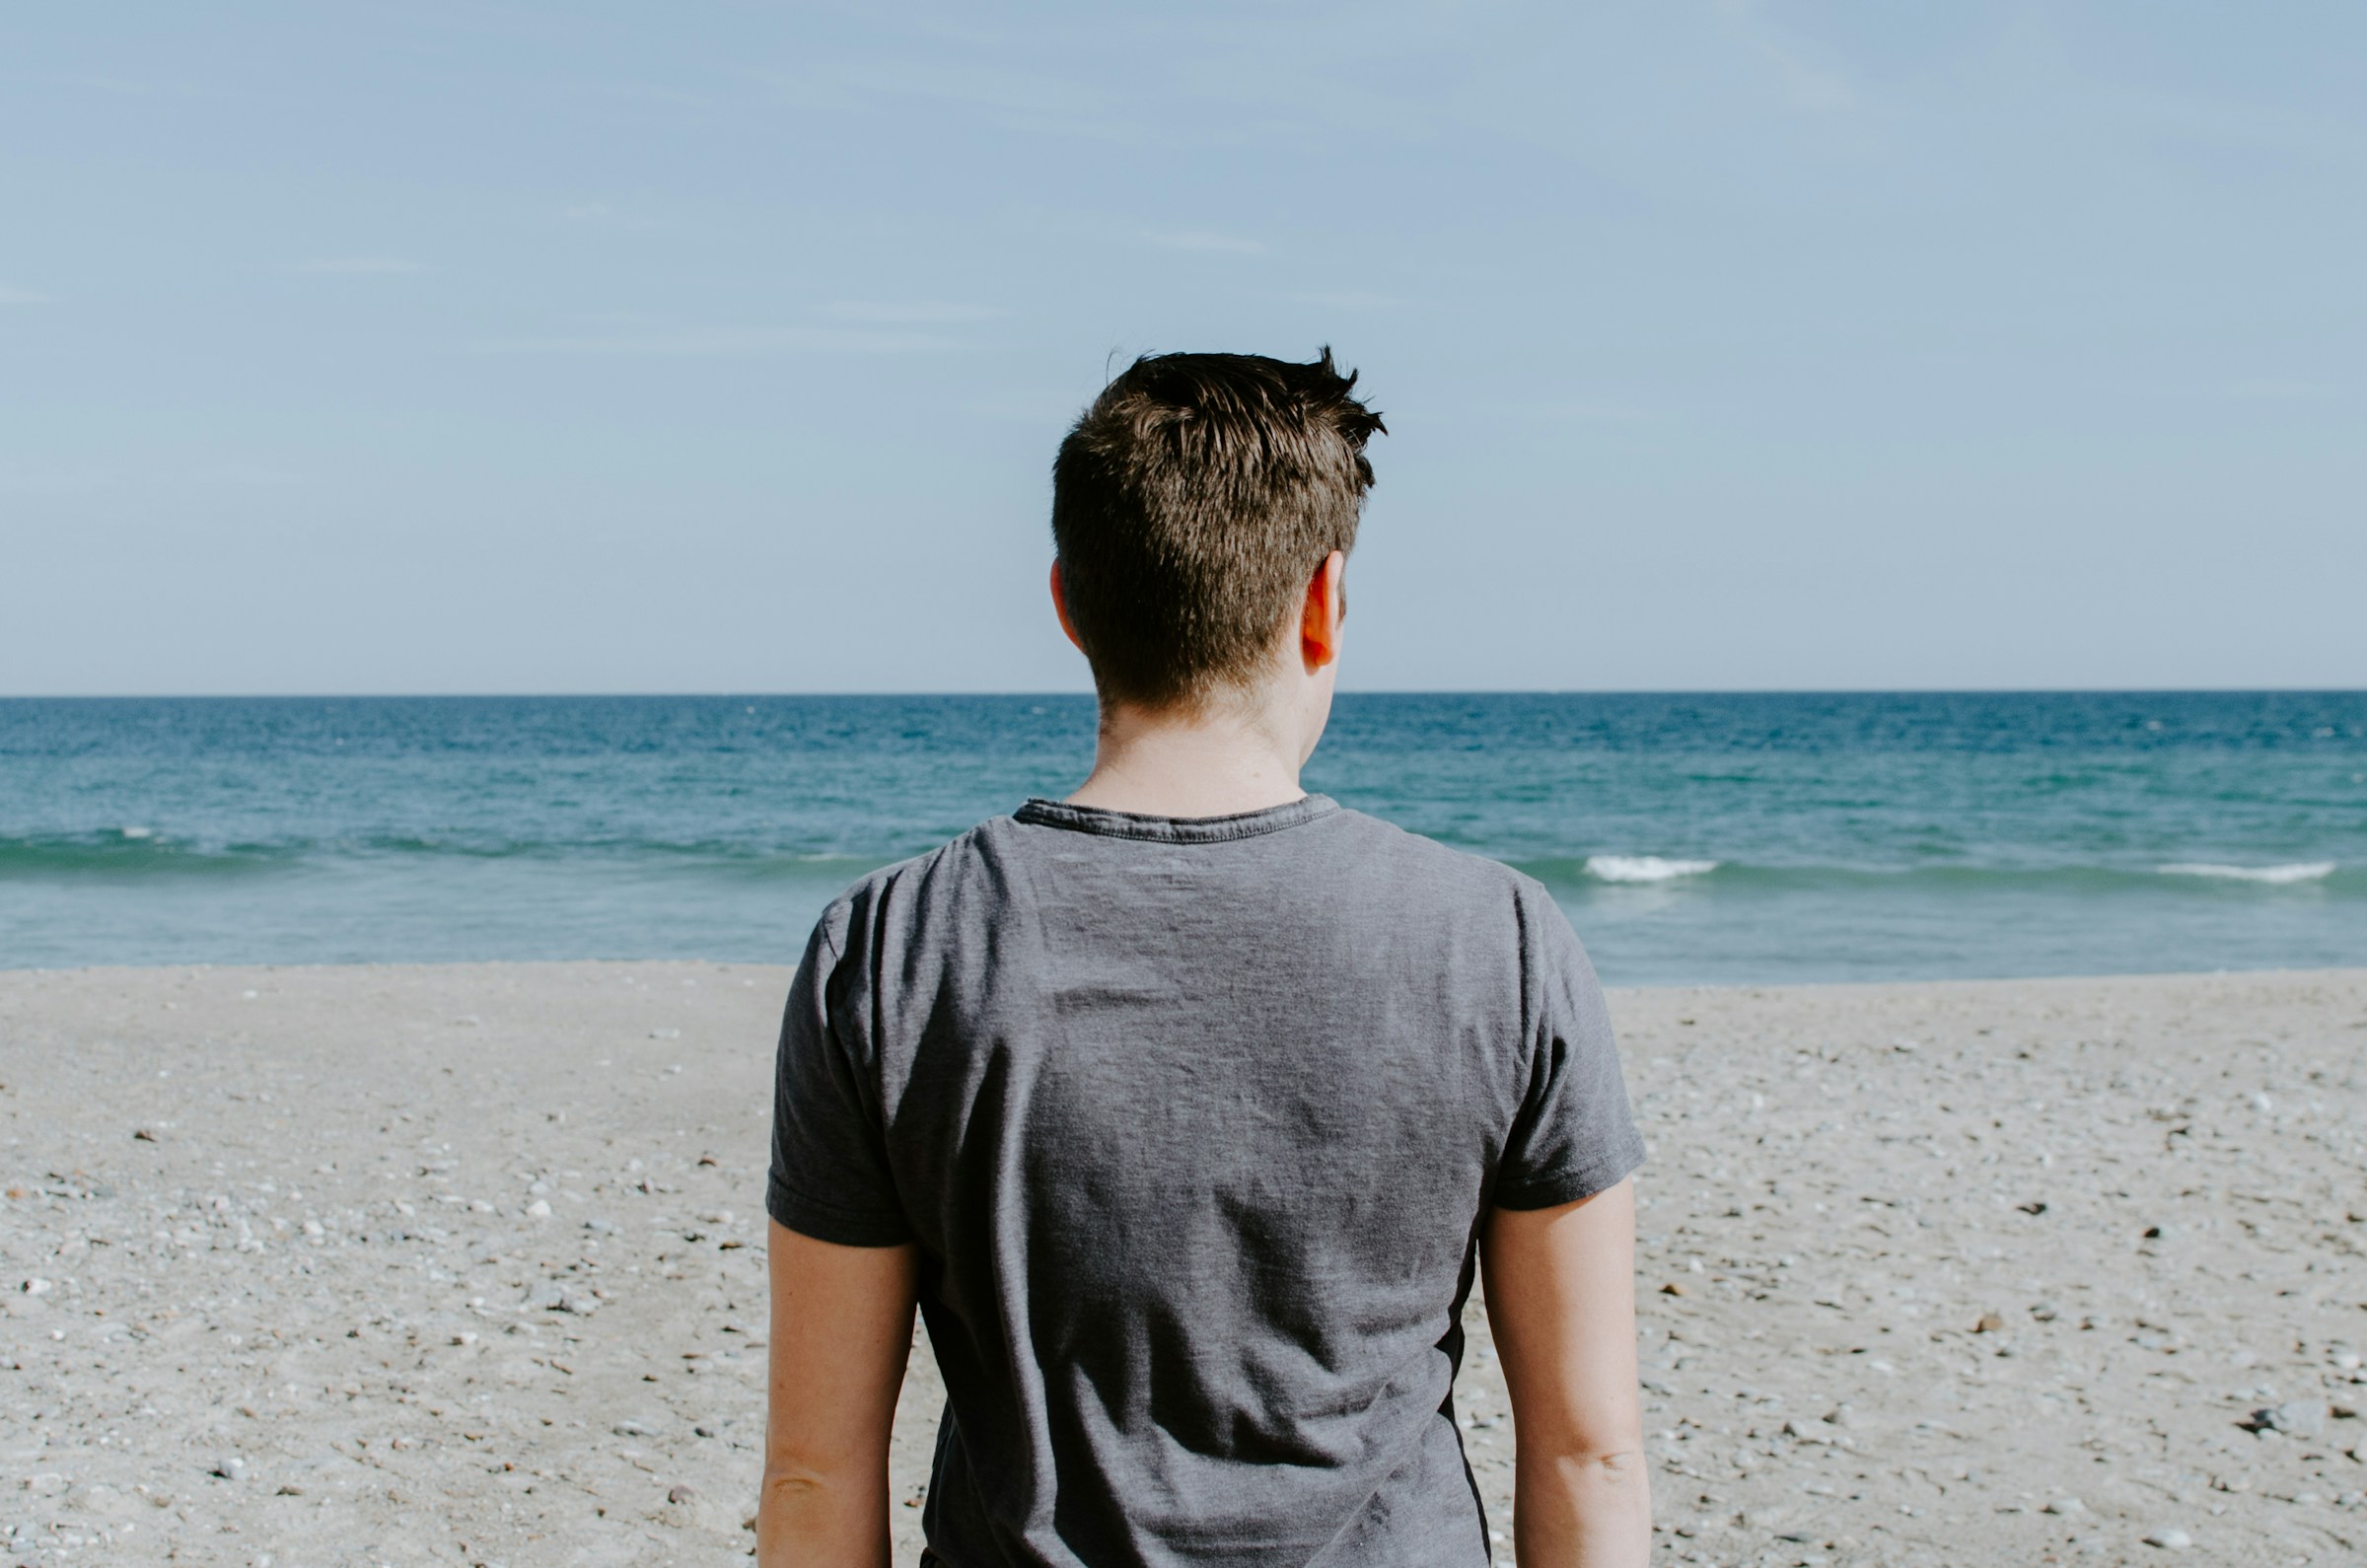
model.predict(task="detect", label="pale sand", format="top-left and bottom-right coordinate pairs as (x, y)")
top-left (3, 963), bottom-right (2364, 1566)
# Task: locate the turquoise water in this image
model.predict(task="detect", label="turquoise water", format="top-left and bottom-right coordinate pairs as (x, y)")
top-left (3, 693), bottom-right (2362, 984)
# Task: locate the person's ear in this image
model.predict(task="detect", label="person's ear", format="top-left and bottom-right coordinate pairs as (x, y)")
top-left (1301, 550), bottom-right (1346, 673)
top-left (1049, 560), bottom-right (1087, 655)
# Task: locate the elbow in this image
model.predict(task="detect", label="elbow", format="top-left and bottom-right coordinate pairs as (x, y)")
top-left (755, 1461), bottom-right (854, 1561)
top-left (758, 1426), bottom-right (886, 1547)
top-left (1536, 1443), bottom-right (1650, 1495)
top-left (1578, 1447), bottom-right (1648, 1483)
top-left (755, 1456), bottom-right (829, 1529)
top-left (760, 1463), bottom-right (828, 1504)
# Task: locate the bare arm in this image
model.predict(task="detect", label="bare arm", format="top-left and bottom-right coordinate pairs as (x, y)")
top-left (758, 1219), bottom-right (920, 1568)
top-left (1480, 1177), bottom-right (1651, 1567)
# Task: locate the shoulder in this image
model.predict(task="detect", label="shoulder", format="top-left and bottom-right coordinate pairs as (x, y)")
top-left (1327, 809), bottom-right (1596, 987)
top-left (807, 818), bottom-right (1015, 959)
top-left (1324, 806), bottom-right (1557, 914)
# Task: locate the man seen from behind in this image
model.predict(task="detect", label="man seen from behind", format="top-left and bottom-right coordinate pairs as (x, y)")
top-left (760, 349), bottom-right (1652, 1567)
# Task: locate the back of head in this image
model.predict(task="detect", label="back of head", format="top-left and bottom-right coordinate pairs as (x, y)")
top-left (1051, 349), bottom-right (1385, 710)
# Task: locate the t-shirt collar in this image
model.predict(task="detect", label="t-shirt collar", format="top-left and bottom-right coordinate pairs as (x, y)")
top-left (1013, 793), bottom-right (1338, 844)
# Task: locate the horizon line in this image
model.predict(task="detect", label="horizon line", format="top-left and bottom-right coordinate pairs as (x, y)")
top-left (5, 686), bottom-right (2366, 702)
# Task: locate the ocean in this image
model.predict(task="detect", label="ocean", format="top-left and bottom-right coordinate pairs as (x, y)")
top-left (3, 692), bottom-right (2361, 985)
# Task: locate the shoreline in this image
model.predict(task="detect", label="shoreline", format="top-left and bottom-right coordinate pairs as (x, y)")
top-left (4, 962), bottom-right (2364, 1564)
top-left (7, 957), bottom-right (2364, 988)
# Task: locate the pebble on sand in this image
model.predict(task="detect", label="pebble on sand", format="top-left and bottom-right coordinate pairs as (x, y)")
top-left (2252, 1399), bottom-right (2330, 1437)
top-left (2142, 1526), bottom-right (2193, 1550)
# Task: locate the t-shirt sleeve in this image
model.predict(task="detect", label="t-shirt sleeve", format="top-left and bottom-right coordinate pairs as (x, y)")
top-left (1493, 887), bottom-right (1647, 1210)
top-left (766, 902), bottom-right (914, 1247)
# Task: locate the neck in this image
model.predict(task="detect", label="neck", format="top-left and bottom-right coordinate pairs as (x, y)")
top-left (1065, 689), bottom-right (1310, 819)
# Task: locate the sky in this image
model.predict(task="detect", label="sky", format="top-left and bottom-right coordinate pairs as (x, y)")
top-left (4, 3), bottom-right (2363, 695)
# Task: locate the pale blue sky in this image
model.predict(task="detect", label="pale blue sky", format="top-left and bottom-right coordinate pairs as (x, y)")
top-left (5, 4), bottom-right (2362, 694)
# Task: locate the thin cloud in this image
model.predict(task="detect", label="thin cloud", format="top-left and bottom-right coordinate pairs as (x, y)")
top-left (288, 257), bottom-right (427, 276)
top-left (1141, 229), bottom-right (1265, 256)
top-left (461, 325), bottom-right (966, 357)
top-left (0, 282), bottom-right (52, 306)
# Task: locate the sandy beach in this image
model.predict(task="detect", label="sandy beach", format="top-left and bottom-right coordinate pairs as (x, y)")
top-left (3, 962), bottom-right (2363, 1566)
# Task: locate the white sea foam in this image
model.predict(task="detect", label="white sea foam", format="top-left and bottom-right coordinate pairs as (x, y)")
top-left (117, 825), bottom-right (155, 840)
top-left (1585, 854), bottom-right (1719, 884)
top-left (2159, 861), bottom-right (2335, 885)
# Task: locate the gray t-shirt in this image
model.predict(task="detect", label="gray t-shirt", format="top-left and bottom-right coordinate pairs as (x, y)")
top-left (768, 795), bottom-right (1644, 1568)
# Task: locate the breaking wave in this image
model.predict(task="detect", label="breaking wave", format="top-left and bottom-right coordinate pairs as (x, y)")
top-left (2159, 862), bottom-right (2336, 885)
top-left (1583, 855), bottom-right (1721, 884)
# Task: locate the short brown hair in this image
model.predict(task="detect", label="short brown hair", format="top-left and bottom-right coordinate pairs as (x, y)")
top-left (1051, 348), bottom-right (1385, 709)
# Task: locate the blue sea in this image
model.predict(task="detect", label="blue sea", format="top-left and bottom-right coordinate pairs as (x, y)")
top-left (2, 693), bottom-right (2362, 986)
